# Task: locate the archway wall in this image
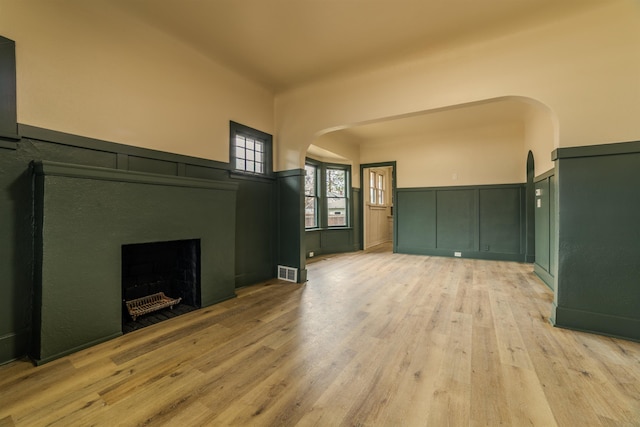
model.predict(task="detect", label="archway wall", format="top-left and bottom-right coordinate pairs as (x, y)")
top-left (275, 1), bottom-right (640, 172)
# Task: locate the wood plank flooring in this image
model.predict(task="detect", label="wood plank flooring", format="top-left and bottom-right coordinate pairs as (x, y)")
top-left (1, 245), bottom-right (639, 426)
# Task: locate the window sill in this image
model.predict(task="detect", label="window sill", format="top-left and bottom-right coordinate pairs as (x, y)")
top-left (229, 171), bottom-right (275, 182)
top-left (306, 227), bottom-right (353, 232)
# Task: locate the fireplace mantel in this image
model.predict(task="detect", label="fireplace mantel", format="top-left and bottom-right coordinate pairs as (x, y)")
top-left (31, 160), bottom-right (238, 364)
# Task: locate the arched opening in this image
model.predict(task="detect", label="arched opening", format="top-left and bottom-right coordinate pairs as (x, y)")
top-left (525, 150), bottom-right (536, 262)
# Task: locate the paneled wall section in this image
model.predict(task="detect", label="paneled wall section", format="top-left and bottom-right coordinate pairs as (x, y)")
top-left (396, 184), bottom-right (525, 261)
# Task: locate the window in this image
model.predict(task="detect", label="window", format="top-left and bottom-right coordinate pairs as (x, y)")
top-left (377, 173), bottom-right (385, 205)
top-left (369, 171), bottom-right (376, 204)
top-left (326, 167), bottom-right (348, 227)
top-left (369, 170), bottom-right (386, 205)
top-left (305, 159), bottom-right (351, 229)
top-left (230, 121), bottom-right (272, 176)
top-left (305, 163), bottom-right (318, 228)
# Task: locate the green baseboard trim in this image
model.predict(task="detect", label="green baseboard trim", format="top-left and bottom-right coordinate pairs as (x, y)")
top-left (533, 264), bottom-right (554, 290)
top-left (298, 268), bottom-right (308, 283)
top-left (551, 303), bottom-right (640, 343)
top-left (0, 330), bottom-right (30, 365)
top-left (202, 292), bottom-right (237, 308)
top-left (396, 247), bottom-right (525, 262)
top-left (31, 331), bottom-right (123, 366)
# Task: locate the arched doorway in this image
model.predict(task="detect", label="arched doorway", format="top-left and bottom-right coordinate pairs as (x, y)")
top-left (525, 150), bottom-right (535, 263)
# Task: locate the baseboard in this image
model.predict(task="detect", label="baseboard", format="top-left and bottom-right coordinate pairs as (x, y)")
top-left (0, 330), bottom-right (30, 365)
top-left (533, 264), bottom-right (554, 290)
top-left (31, 331), bottom-right (123, 366)
top-left (395, 247), bottom-right (525, 262)
top-left (551, 303), bottom-right (640, 342)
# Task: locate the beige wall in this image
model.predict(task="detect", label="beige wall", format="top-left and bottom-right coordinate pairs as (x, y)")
top-left (3, 1), bottom-right (638, 177)
top-left (308, 131), bottom-right (361, 186)
top-left (278, 1), bottom-right (640, 171)
top-left (0, 0), bottom-right (274, 162)
top-left (360, 122), bottom-right (524, 188)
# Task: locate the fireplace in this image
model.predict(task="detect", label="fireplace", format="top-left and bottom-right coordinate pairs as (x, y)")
top-left (121, 239), bottom-right (201, 333)
top-left (32, 160), bottom-right (238, 364)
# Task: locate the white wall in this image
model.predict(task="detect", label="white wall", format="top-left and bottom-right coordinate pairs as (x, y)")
top-left (276, 1), bottom-right (640, 171)
top-left (0, 0), bottom-right (274, 162)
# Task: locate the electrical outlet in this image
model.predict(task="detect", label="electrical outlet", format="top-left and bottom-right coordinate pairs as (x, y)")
top-left (454, 252), bottom-right (462, 257)
top-left (308, 251), bottom-right (314, 258)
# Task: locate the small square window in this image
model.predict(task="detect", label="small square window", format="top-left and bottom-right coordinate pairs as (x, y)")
top-left (230, 121), bottom-right (272, 176)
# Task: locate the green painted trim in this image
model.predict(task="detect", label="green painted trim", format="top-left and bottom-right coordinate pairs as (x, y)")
top-left (32, 160), bottom-right (238, 192)
top-left (399, 183), bottom-right (524, 192)
top-left (552, 140), bottom-right (640, 161)
top-left (276, 169), bottom-right (305, 178)
top-left (533, 263), bottom-right (554, 290)
top-left (32, 332), bottom-right (123, 366)
top-left (551, 303), bottom-right (640, 343)
top-left (229, 171), bottom-right (276, 182)
top-left (395, 247), bottom-right (525, 262)
top-left (360, 161), bottom-right (397, 251)
top-left (0, 330), bottom-right (30, 365)
top-left (20, 124), bottom-right (231, 171)
top-left (534, 168), bottom-right (555, 182)
top-left (0, 139), bottom-right (18, 149)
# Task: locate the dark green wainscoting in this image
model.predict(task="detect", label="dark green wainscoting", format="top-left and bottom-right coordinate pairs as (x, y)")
top-left (32, 161), bottom-right (238, 364)
top-left (277, 169), bottom-right (307, 283)
top-left (552, 141), bottom-right (640, 342)
top-left (533, 170), bottom-right (556, 289)
top-left (0, 125), bottom-right (279, 365)
top-left (395, 184), bottom-right (526, 261)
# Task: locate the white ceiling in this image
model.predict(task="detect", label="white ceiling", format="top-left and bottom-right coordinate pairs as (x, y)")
top-left (110, 0), bottom-right (607, 92)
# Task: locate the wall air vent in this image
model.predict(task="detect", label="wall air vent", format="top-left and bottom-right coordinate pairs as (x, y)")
top-left (277, 265), bottom-right (298, 283)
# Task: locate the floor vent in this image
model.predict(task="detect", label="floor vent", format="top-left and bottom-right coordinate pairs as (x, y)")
top-left (277, 265), bottom-right (298, 283)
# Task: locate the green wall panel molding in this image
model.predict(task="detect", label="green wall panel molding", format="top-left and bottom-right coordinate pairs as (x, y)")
top-left (396, 190), bottom-right (437, 251)
top-left (553, 142), bottom-right (640, 342)
top-left (437, 189), bottom-right (477, 250)
top-left (552, 140), bottom-right (640, 161)
top-left (0, 36), bottom-right (19, 141)
top-left (234, 177), bottom-right (277, 288)
top-left (32, 161), bottom-right (238, 364)
top-left (20, 124), bottom-right (230, 171)
top-left (277, 169), bottom-right (307, 282)
top-left (396, 184), bottom-right (525, 262)
top-left (32, 160), bottom-right (238, 191)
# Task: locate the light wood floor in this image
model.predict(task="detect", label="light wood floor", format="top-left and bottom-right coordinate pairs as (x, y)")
top-left (1, 245), bottom-right (639, 426)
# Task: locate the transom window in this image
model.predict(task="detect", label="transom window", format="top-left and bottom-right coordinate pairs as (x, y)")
top-left (230, 121), bottom-right (272, 176)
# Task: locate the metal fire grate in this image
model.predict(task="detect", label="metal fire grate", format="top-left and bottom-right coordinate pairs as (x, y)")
top-left (125, 292), bottom-right (182, 321)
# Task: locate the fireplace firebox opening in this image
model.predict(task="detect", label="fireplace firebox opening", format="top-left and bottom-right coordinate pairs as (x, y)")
top-left (121, 239), bottom-right (201, 333)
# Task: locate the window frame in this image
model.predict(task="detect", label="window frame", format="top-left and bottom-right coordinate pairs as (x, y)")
top-left (325, 164), bottom-right (350, 228)
top-left (304, 161), bottom-right (320, 229)
top-left (229, 121), bottom-right (273, 178)
top-left (305, 158), bottom-right (351, 230)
